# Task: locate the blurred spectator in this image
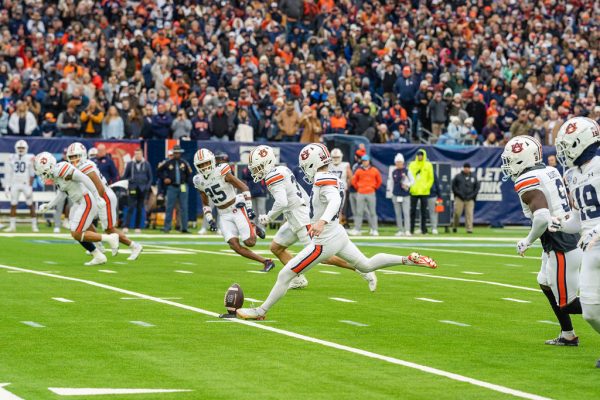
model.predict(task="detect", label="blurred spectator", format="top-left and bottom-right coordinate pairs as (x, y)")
top-left (210, 103), bottom-right (231, 141)
top-left (276, 101), bottom-right (300, 142)
top-left (123, 148), bottom-right (153, 233)
top-left (386, 153), bottom-right (413, 236)
top-left (349, 104), bottom-right (376, 140)
top-left (80, 99), bottom-right (104, 138)
top-left (151, 103), bottom-right (173, 139)
top-left (329, 106), bottom-right (348, 134)
top-left (510, 111), bottom-right (533, 138)
top-left (158, 145), bottom-right (192, 233)
top-left (481, 117), bottom-right (502, 144)
top-left (428, 172), bottom-right (443, 235)
top-left (234, 108), bottom-right (255, 142)
top-left (465, 93), bottom-right (487, 135)
top-left (172, 109), bottom-right (192, 140)
top-left (0, 105), bottom-right (9, 135)
top-left (125, 108), bottom-right (144, 139)
top-left (349, 155), bottom-right (381, 236)
top-left (438, 116), bottom-right (463, 145)
top-left (299, 106), bottom-right (322, 143)
top-left (409, 149), bottom-right (433, 235)
top-left (394, 66), bottom-right (418, 116)
top-left (39, 113), bottom-right (58, 138)
top-left (428, 92), bottom-right (447, 140)
top-left (483, 132), bottom-right (500, 147)
top-left (102, 106), bottom-right (124, 139)
top-left (8, 101), bottom-right (37, 136)
top-left (57, 101), bottom-right (81, 137)
top-left (452, 163), bottom-right (480, 234)
top-left (96, 144), bottom-right (119, 185)
top-left (191, 109), bottom-right (211, 141)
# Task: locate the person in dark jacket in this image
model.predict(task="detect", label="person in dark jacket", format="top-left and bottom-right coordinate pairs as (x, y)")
top-left (210, 103), bottom-right (230, 141)
top-left (349, 104), bottom-right (376, 140)
top-left (452, 162), bottom-right (480, 233)
top-left (123, 148), bottom-right (153, 232)
top-left (95, 144), bottom-right (120, 184)
top-left (279, 0), bottom-right (304, 40)
top-left (393, 66), bottom-right (419, 116)
top-left (465, 93), bottom-right (487, 135)
top-left (386, 153), bottom-right (414, 236)
top-left (428, 171), bottom-right (443, 234)
top-left (150, 103), bottom-right (173, 139)
top-left (157, 145), bottom-right (193, 233)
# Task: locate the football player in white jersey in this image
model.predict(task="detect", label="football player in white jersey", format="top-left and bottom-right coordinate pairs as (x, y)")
top-left (329, 148), bottom-right (352, 226)
top-left (66, 143), bottom-right (143, 261)
top-left (193, 148), bottom-right (274, 271)
top-left (552, 117), bottom-right (600, 365)
top-left (34, 152), bottom-right (119, 265)
top-left (249, 145), bottom-right (377, 291)
top-left (237, 143), bottom-right (437, 320)
top-left (4, 140), bottom-right (38, 232)
top-left (501, 136), bottom-right (583, 346)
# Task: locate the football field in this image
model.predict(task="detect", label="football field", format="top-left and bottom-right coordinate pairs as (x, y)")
top-left (1, 228), bottom-right (598, 400)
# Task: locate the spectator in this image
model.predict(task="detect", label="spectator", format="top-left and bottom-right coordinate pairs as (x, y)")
top-left (125, 108), bottom-right (144, 139)
top-left (123, 148), bottom-right (153, 234)
top-left (428, 172), bottom-right (442, 235)
top-left (157, 145), bottom-right (193, 233)
top-left (544, 110), bottom-right (563, 145)
top-left (95, 144), bottom-right (119, 185)
top-left (437, 116), bottom-right (463, 145)
top-left (8, 101), bottom-right (37, 136)
top-left (481, 117), bottom-right (502, 144)
top-left (452, 163), bottom-right (480, 234)
top-left (0, 105), bottom-right (9, 135)
top-left (386, 153), bottom-right (413, 236)
top-left (428, 91), bottom-right (447, 140)
top-left (80, 99), bottom-right (104, 138)
top-left (482, 132), bottom-right (500, 147)
top-left (394, 66), bottom-right (418, 116)
top-left (509, 110), bottom-right (533, 138)
top-left (39, 113), bottom-right (58, 138)
top-left (234, 108), bottom-right (255, 142)
top-left (349, 104), bottom-right (376, 140)
top-left (257, 107), bottom-right (277, 142)
top-left (408, 149), bottom-right (434, 235)
top-left (276, 101), bottom-right (300, 142)
top-left (210, 103), bottom-right (231, 141)
top-left (465, 93), bottom-right (487, 135)
top-left (102, 106), bottom-right (125, 139)
top-left (171, 109), bottom-right (192, 140)
top-left (56, 100), bottom-right (81, 137)
top-left (150, 103), bottom-right (173, 139)
top-left (191, 109), bottom-right (211, 141)
top-left (299, 106), bottom-right (322, 143)
top-left (349, 155), bottom-right (381, 236)
top-left (329, 106), bottom-right (347, 134)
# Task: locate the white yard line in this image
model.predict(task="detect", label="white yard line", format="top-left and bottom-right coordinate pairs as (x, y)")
top-left (130, 321), bottom-right (155, 327)
top-left (538, 320), bottom-right (560, 326)
top-left (381, 270), bottom-right (541, 293)
top-left (174, 270), bottom-right (194, 274)
top-left (144, 244), bottom-right (238, 257)
top-left (329, 297), bottom-right (356, 303)
top-left (0, 384), bottom-right (25, 400)
top-left (98, 270), bottom-right (117, 274)
top-left (247, 270), bottom-right (266, 274)
top-left (48, 388), bottom-right (191, 396)
top-left (339, 320), bottom-right (369, 327)
top-left (440, 320), bottom-right (471, 327)
top-left (20, 321), bottom-right (45, 328)
top-left (245, 298), bottom-right (264, 303)
top-left (416, 298), bottom-right (444, 303)
top-left (52, 297), bottom-right (73, 303)
top-left (461, 271), bottom-right (484, 275)
top-left (319, 271), bottom-right (341, 275)
top-left (502, 298), bottom-right (531, 304)
top-left (121, 297), bottom-right (182, 301)
top-left (0, 264), bottom-right (551, 400)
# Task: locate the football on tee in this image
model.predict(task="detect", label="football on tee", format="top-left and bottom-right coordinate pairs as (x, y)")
top-left (222, 283), bottom-right (244, 317)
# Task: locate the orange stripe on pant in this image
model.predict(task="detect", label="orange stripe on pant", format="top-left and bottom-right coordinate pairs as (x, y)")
top-left (103, 193), bottom-right (113, 229)
top-left (76, 194), bottom-right (92, 233)
top-left (556, 251), bottom-right (567, 307)
top-left (292, 245), bottom-right (323, 274)
top-left (240, 207), bottom-right (255, 238)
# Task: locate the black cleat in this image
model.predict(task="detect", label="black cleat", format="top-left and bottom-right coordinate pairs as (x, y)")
top-left (545, 336), bottom-right (579, 346)
top-left (254, 224), bottom-right (266, 239)
top-left (263, 259), bottom-right (275, 272)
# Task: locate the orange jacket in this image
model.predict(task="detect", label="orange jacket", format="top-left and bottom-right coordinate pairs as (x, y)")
top-left (352, 166), bottom-right (382, 194)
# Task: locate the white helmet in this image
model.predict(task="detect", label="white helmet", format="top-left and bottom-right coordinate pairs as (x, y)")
top-left (501, 136), bottom-right (543, 181)
top-left (555, 117), bottom-right (600, 168)
top-left (88, 147), bottom-right (98, 159)
top-left (331, 148), bottom-right (343, 165)
top-left (299, 143), bottom-right (332, 183)
top-left (15, 140), bottom-right (28, 155)
top-left (248, 145), bottom-right (276, 182)
top-left (66, 142), bottom-right (87, 165)
top-left (34, 152), bottom-right (57, 179)
top-left (194, 148), bottom-right (215, 177)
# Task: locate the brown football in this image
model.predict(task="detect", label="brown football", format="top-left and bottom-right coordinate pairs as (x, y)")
top-left (224, 283), bottom-right (244, 313)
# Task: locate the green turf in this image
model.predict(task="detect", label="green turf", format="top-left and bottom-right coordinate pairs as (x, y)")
top-left (0, 228), bottom-right (598, 400)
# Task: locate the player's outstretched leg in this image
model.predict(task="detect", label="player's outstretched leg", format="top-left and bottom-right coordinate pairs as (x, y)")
top-left (324, 254), bottom-right (378, 292)
top-left (106, 227), bottom-right (143, 261)
top-left (338, 240), bottom-right (437, 273)
top-left (229, 238), bottom-right (274, 272)
top-left (79, 241), bottom-right (107, 266)
top-left (539, 285), bottom-right (579, 346)
top-left (270, 241), bottom-right (308, 289)
top-left (73, 230), bottom-right (120, 256)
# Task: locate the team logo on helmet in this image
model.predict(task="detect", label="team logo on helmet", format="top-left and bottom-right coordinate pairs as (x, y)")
top-left (511, 142), bottom-right (524, 153)
top-left (300, 149), bottom-right (310, 160)
top-left (40, 157), bottom-right (47, 164)
top-left (259, 149), bottom-right (268, 157)
top-left (565, 123), bottom-right (577, 135)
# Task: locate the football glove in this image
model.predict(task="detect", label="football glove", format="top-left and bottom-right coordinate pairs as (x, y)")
top-left (578, 228), bottom-right (600, 251)
top-left (548, 216), bottom-right (562, 233)
top-left (246, 207), bottom-right (256, 219)
top-left (258, 214), bottom-right (270, 225)
top-left (37, 202), bottom-right (51, 214)
top-left (97, 197), bottom-right (106, 209)
top-left (516, 238), bottom-right (531, 257)
top-left (208, 219), bottom-right (218, 232)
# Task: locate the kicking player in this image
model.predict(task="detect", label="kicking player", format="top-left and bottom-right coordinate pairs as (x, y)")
top-left (34, 152), bottom-right (119, 265)
top-left (552, 117), bottom-right (600, 366)
top-left (248, 145), bottom-right (377, 291)
top-left (4, 140), bottom-right (38, 232)
top-left (66, 143), bottom-right (142, 261)
top-left (237, 143), bottom-right (437, 320)
top-left (501, 136), bottom-right (583, 346)
top-left (329, 148), bottom-right (352, 226)
top-left (193, 148), bottom-right (274, 271)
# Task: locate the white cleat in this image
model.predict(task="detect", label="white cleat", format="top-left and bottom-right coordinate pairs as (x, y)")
top-left (32, 226), bottom-right (39, 233)
top-left (369, 229), bottom-right (379, 236)
top-left (432, 229), bottom-right (439, 235)
top-left (197, 228), bottom-right (207, 235)
top-left (347, 229), bottom-right (361, 236)
top-left (289, 274), bottom-right (308, 289)
top-left (236, 307), bottom-right (266, 320)
top-left (106, 233), bottom-right (120, 256)
top-left (395, 230), bottom-right (404, 237)
top-left (404, 231), bottom-right (412, 237)
top-left (127, 243), bottom-right (143, 261)
top-left (358, 271), bottom-right (378, 292)
top-left (407, 252), bottom-right (437, 269)
top-left (85, 252), bottom-right (107, 266)
top-left (53, 227), bottom-right (60, 233)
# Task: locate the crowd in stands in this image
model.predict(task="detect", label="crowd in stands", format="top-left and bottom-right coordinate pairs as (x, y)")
top-left (0, 0), bottom-right (597, 146)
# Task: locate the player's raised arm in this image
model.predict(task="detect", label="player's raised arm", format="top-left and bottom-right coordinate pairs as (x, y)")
top-left (520, 189), bottom-right (552, 247)
top-left (225, 171), bottom-right (254, 214)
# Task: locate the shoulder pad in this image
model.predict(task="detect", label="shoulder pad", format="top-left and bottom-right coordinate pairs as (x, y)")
top-left (193, 174), bottom-right (203, 187)
top-left (79, 160), bottom-right (96, 174)
top-left (314, 172), bottom-right (339, 187)
top-left (55, 162), bottom-right (73, 178)
top-left (265, 167), bottom-right (286, 186)
top-left (217, 163), bottom-right (232, 176)
top-left (514, 172), bottom-right (541, 195)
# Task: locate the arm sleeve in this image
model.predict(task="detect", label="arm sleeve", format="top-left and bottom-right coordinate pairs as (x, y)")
top-left (72, 168), bottom-right (101, 199)
top-left (266, 183), bottom-right (288, 220)
top-left (525, 208), bottom-right (552, 244)
top-left (46, 190), bottom-right (67, 209)
top-left (560, 210), bottom-right (582, 234)
top-left (320, 185), bottom-right (342, 223)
